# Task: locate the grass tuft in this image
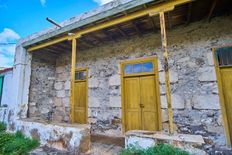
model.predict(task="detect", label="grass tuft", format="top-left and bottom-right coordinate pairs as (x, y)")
top-left (0, 122), bottom-right (39, 155)
top-left (119, 143), bottom-right (190, 155)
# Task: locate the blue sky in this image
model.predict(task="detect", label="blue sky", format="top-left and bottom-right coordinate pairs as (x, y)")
top-left (0, 0), bottom-right (113, 67)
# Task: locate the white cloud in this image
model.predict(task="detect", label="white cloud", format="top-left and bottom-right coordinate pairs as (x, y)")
top-left (0, 28), bottom-right (20, 67)
top-left (40, 0), bottom-right (46, 7)
top-left (93, 0), bottom-right (113, 5)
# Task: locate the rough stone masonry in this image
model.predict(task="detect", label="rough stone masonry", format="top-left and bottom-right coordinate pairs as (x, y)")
top-left (28, 14), bottom-right (232, 152)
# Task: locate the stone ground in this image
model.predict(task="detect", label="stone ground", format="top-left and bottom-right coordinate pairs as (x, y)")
top-left (30, 135), bottom-right (124, 155)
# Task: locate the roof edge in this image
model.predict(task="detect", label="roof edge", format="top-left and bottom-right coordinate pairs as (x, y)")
top-left (20, 0), bottom-right (155, 48)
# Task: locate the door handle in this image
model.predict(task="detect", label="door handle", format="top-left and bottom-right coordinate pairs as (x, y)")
top-left (140, 104), bottom-right (144, 108)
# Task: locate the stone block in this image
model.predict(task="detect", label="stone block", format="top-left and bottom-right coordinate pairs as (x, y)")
top-left (89, 97), bottom-right (100, 107)
top-left (161, 94), bottom-right (185, 109)
top-left (109, 75), bottom-right (121, 86)
top-left (64, 80), bottom-right (70, 90)
top-left (162, 109), bottom-right (168, 122)
top-left (158, 60), bottom-right (163, 71)
top-left (56, 90), bottom-right (66, 98)
top-left (193, 95), bottom-right (220, 110)
top-left (198, 67), bottom-right (216, 82)
top-left (41, 108), bottom-right (50, 114)
top-left (159, 70), bottom-right (178, 84)
top-left (56, 66), bottom-right (65, 74)
top-left (160, 84), bottom-right (166, 95)
top-left (88, 78), bottom-right (100, 88)
top-left (62, 97), bottom-right (70, 107)
top-left (109, 96), bottom-right (121, 108)
top-left (54, 82), bottom-right (63, 90)
top-left (54, 98), bottom-right (63, 107)
top-left (207, 52), bottom-right (214, 66)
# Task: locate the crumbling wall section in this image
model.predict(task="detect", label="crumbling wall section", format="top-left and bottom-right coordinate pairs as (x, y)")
top-left (28, 54), bottom-right (56, 120)
top-left (52, 53), bottom-right (71, 123)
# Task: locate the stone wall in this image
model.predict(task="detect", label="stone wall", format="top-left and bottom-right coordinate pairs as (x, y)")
top-left (28, 54), bottom-right (56, 120)
top-left (52, 53), bottom-right (71, 123)
top-left (74, 15), bottom-right (232, 150)
top-left (29, 52), bottom-right (71, 123)
top-left (27, 15), bottom-right (232, 151)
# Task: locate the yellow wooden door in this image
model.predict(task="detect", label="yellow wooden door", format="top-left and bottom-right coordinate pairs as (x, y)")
top-left (220, 67), bottom-right (232, 141)
top-left (73, 69), bottom-right (88, 124)
top-left (140, 76), bottom-right (158, 131)
top-left (124, 75), bottom-right (158, 131)
top-left (74, 81), bottom-right (87, 124)
top-left (124, 77), bottom-right (141, 131)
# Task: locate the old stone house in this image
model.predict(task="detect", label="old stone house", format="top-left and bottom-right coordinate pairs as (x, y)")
top-left (2, 0), bottom-right (232, 154)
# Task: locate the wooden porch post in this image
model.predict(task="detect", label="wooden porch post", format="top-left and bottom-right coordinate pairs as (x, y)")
top-left (70, 38), bottom-right (77, 123)
top-left (159, 12), bottom-right (174, 134)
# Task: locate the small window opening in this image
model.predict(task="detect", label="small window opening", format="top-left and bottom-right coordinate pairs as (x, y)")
top-left (216, 46), bottom-right (232, 67)
top-left (124, 61), bottom-right (154, 74)
top-left (75, 71), bottom-right (86, 80)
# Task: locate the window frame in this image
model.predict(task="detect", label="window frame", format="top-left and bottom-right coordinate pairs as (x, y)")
top-left (122, 58), bottom-right (156, 77)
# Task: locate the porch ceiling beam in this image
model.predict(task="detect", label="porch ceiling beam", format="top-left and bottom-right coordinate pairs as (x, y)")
top-left (101, 29), bottom-right (115, 41)
top-left (149, 16), bottom-right (157, 32)
top-left (167, 12), bottom-right (172, 29)
top-left (28, 0), bottom-right (192, 52)
top-left (116, 26), bottom-right (127, 37)
top-left (207, 0), bottom-right (218, 22)
top-left (73, 0), bottom-right (192, 38)
top-left (131, 21), bottom-right (142, 36)
top-left (186, 2), bottom-right (192, 25)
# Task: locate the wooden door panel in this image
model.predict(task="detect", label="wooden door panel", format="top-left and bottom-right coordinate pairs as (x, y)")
top-left (221, 68), bottom-right (232, 140)
top-left (140, 76), bottom-right (158, 131)
top-left (74, 81), bottom-right (86, 124)
top-left (124, 77), bottom-right (141, 131)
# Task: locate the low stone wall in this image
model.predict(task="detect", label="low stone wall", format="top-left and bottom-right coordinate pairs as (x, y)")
top-left (9, 119), bottom-right (90, 154)
top-left (125, 130), bottom-right (206, 155)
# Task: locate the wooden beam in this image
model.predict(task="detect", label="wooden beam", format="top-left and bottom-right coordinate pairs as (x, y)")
top-left (116, 26), bottom-right (127, 37)
top-left (207, 0), bottom-right (218, 22)
top-left (167, 12), bottom-right (172, 29)
top-left (28, 36), bottom-right (69, 52)
top-left (186, 2), bottom-right (192, 25)
top-left (74, 0), bottom-right (191, 38)
top-left (149, 16), bottom-right (157, 32)
top-left (70, 38), bottom-right (77, 123)
top-left (101, 29), bottom-right (115, 41)
top-left (131, 21), bottom-right (142, 36)
top-left (159, 12), bottom-right (174, 134)
top-left (28, 0), bottom-right (192, 52)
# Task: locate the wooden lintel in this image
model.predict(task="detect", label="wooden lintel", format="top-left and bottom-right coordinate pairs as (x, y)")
top-left (207, 0), bottom-right (218, 22)
top-left (159, 12), bottom-right (174, 135)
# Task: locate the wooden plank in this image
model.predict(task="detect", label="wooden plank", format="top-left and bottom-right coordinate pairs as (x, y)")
top-left (186, 2), bottom-right (192, 25)
top-left (159, 12), bottom-right (174, 134)
top-left (70, 38), bottom-right (77, 123)
top-left (207, 0), bottom-right (218, 22)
